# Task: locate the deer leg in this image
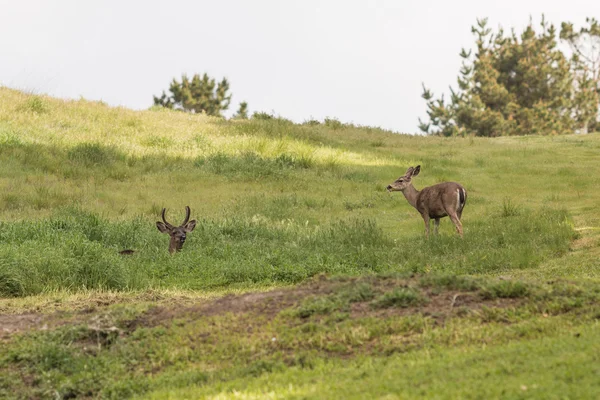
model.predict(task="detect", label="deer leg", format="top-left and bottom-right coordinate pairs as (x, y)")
top-left (434, 218), bottom-right (440, 235)
top-left (448, 212), bottom-right (463, 238)
top-left (423, 215), bottom-right (430, 238)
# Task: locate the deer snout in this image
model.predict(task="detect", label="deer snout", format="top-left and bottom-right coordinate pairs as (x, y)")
top-left (386, 185), bottom-right (392, 191)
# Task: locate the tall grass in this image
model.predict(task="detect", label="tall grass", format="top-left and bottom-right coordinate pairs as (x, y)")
top-left (0, 206), bottom-right (574, 297)
top-left (0, 87), bottom-right (597, 296)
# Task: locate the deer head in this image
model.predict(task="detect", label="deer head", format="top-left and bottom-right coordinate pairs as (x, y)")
top-left (386, 165), bottom-right (420, 192)
top-left (156, 206), bottom-right (197, 254)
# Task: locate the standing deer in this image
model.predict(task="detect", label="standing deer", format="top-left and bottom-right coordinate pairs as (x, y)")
top-left (386, 166), bottom-right (467, 238)
top-left (156, 206), bottom-right (197, 253)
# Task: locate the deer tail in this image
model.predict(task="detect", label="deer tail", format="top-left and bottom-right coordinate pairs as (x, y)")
top-left (458, 187), bottom-right (467, 212)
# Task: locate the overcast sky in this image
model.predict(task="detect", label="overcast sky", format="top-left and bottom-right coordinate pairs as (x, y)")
top-left (1, 0), bottom-right (598, 133)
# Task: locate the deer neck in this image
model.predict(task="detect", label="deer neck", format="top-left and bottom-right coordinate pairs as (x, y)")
top-left (402, 184), bottom-right (419, 209)
top-left (169, 239), bottom-right (179, 254)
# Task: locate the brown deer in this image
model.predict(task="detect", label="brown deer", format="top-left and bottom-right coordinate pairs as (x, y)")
top-left (156, 206), bottom-right (197, 253)
top-left (386, 166), bottom-right (467, 238)
top-left (119, 206), bottom-right (197, 255)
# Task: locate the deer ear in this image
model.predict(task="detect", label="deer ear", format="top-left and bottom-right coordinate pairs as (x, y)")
top-left (184, 220), bottom-right (197, 232)
top-left (156, 222), bottom-right (171, 234)
top-left (412, 165), bottom-right (421, 176)
top-left (404, 167), bottom-right (414, 178)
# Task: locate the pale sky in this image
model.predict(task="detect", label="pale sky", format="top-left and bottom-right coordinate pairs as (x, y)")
top-left (1, 0), bottom-right (598, 133)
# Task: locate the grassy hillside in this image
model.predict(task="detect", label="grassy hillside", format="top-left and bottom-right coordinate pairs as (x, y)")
top-left (1, 87), bottom-right (599, 399)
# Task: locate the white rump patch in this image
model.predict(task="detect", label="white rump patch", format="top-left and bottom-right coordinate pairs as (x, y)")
top-left (456, 189), bottom-right (461, 211)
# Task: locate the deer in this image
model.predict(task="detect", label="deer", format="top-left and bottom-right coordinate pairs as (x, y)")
top-left (156, 206), bottom-right (197, 253)
top-left (119, 206), bottom-right (197, 255)
top-left (386, 166), bottom-right (467, 238)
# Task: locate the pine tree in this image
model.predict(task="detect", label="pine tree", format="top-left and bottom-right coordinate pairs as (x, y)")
top-left (420, 17), bottom-right (578, 136)
top-left (560, 18), bottom-right (600, 133)
top-left (232, 101), bottom-right (249, 119)
top-left (153, 73), bottom-right (232, 117)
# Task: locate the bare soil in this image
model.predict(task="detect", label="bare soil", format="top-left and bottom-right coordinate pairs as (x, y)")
top-left (0, 276), bottom-right (522, 340)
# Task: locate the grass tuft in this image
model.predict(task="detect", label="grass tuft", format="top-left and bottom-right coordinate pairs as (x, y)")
top-left (501, 198), bottom-right (521, 217)
top-left (419, 274), bottom-right (481, 291)
top-left (67, 143), bottom-right (122, 167)
top-left (480, 280), bottom-right (531, 299)
top-left (18, 96), bottom-right (49, 114)
top-left (371, 287), bottom-right (429, 309)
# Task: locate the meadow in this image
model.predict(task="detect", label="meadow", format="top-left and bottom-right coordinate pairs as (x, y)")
top-left (0, 87), bottom-right (599, 399)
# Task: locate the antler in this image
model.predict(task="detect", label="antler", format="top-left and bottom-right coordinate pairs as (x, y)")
top-left (161, 208), bottom-right (175, 230)
top-left (181, 206), bottom-right (191, 226)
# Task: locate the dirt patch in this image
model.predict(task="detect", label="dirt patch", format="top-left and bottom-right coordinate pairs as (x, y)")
top-left (350, 289), bottom-right (521, 321)
top-left (571, 231), bottom-right (600, 251)
top-left (0, 290), bottom-right (211, 339)
top-left (126, 284), bottom-right (333, 331)
top-left (0, 289), bottom-right (206, 315)
top-left (1, 276), bottom-right (528, 340)
top-left (127, 276), bottom-right (525, 331)
top-left (0, 314), bottom-right (45, 339)
top-left (0, 313), bottom-right (67, 340)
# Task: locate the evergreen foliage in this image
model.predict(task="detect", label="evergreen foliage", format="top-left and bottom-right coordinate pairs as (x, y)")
top-left (153, 73), bottom-right (232, 116)
top-left (420, 17), bottom-right (599, 136)
top-left (233, 101), bottom-right (249, 119)
top-left (560, 18), bottom-right (600, 133)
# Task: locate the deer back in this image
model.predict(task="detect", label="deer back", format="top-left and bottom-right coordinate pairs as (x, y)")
top-left (417, 182), bottom-right (466, 218)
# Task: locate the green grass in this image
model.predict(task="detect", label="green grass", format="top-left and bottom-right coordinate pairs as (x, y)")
top-left (1, 275), bottom-right (598, 399)
top-left (152, 326), bottom-right (600, 400)
top-left (0, 206), bottom-right (575, 297)
top-left (1, 87), bottom-right (600, 398)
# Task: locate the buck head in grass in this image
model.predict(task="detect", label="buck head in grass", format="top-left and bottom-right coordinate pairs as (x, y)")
top-left (387, 165), bottom-right (467, 238)
top-left (156, 206), bottom-right (197, 254)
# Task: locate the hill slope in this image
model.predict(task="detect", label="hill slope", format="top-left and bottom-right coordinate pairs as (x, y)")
top-left (0, 88), bottom-right (599, 399)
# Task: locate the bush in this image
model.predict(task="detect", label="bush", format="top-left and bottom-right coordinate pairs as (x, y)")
top-left (252, 112), bottom-right (275, 120)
